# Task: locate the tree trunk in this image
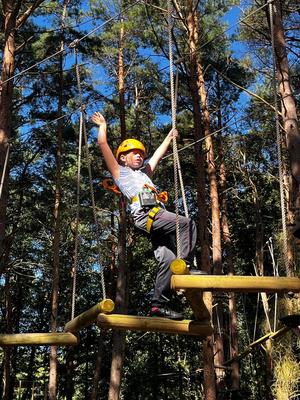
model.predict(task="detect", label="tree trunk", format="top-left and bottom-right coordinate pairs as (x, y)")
top-left (118, 16), bottom-right (126, 137)
top-left (91, 336), bottom-right (104, 400)
top-left (108, 200), bottom-right (128, 400)
top-left (3, 273), bottom-right (13, 399)
top-left (0, 0), bottom-right (16, 264)
top-left (268, 0), bottom-right (300, 273)
top-left (108, 13), bottom-right (128, 399)
top-left (0, 0), bottom-right (45, 266)
top-left (65, 348), bottom-right (75, 400)
top-left (215, 77), bottom-right (240, 391)
top-left (190, 6), bottom-right (225, 394)
top-left (48, 3), bottom-right (68, 397)
top-left (186, 3), bottom-right (216, 399)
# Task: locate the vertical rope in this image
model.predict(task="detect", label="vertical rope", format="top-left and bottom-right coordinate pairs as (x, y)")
top-left (71, 110), bottom-right (83, 320)
top-left (167, 0), bottom-right (181, 258)
top-left (267, 237), bottom-right (278, 331)
top-left (71, 48), bottom-right (107, 318)
top-left (82, 119), bottom-right (107, 299)
top-left (269, 0), bottom-right (289, 272)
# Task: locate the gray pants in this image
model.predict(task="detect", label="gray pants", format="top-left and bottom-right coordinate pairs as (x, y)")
top-left (134, 208), bottom-right (197, 307)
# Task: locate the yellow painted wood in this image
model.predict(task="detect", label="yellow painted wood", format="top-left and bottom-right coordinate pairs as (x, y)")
top-left (65, 299), bottom-right (115, 333)
top-left (170, 265), bottom-right (211, 322)
top-left (171, 275), bottom-right (300, 293)
top-left (224, 326), bottom-right (290, 365)
top-left (170, 258), bottom-right (188, 274)
top-left (0, 333), bottom-right (78, 347)
top-left (97, 314), bottom-right (213, 336)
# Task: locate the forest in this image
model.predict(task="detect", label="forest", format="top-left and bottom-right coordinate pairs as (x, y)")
top-left (0, 0), bottom-right (299, 399)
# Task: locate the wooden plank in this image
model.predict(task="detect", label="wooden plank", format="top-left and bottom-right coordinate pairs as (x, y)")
top-left (0, 333), bottom-right (78, 347)
top-left (97, 314), bottom-right (213, 337)
top-left (171, 275), bottom-right (300, 293)
top-left (65, 298), bottom-right (115, 333)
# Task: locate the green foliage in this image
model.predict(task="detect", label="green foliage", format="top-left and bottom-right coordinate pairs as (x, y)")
top-left (1, 0), bottom-right (299, 398)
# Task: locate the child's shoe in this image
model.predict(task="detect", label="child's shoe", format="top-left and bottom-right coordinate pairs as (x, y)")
top-left (150, 306), bottom-right (183, 320)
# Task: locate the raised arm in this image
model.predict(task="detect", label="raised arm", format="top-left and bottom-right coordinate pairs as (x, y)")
top-left (145, 128), bottom-right (178, 177)
top-left (92, 112), bottom-right (120, 180)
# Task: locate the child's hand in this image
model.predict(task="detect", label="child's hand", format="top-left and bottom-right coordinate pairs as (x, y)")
top-left (92, 112), bottom-right (106, 126)
top-left (167, 127), bottom-right (178, 140)
top-left (93, 112), bottom-right (107, 144)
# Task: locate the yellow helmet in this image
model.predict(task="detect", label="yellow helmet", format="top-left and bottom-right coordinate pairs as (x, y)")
top-left (116, 138), bottom-right (146, 160)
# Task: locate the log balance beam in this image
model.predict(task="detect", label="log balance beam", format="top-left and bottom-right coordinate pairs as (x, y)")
top-left (171, 275), bottom-right (300, 293)
top-left (97, 314), bottom-right (213, 337)
top-left (65, 298), bottom-right (115, 333)
top-left (0, 333), bottom-right (78, 347)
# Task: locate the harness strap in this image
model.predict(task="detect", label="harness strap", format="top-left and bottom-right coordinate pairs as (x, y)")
top-left (100, 178), bottom-right (121, 195)
top-left (146, 206), bottom-right (161, 233)
top-left (131, 185), bottom-right (168, 205)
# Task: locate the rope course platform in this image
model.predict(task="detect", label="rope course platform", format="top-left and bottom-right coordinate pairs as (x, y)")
top-left (170, 275), bottom-right (300, 293)
top-left (0, 333), bottom-right (78, 347)
top-left (97, 313), bottom-right (213, 337)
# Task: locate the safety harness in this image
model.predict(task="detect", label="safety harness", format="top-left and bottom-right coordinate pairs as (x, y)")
top-left (131, 184), bottom-right (168, 233)
top-left (101, 179), bottom-right (168, 233)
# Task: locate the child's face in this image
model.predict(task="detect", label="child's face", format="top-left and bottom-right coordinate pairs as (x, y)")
top-left (121, 149), bottom-right (145, 169)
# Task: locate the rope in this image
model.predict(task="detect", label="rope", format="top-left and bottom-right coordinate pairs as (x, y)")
top-left (267, 237), bottom-right (278, 331)
top-left (268, 0), bottom-right (289, 272)
top-left (71, 108), bottom-right (83, 320)
top-left (173, 69), bottom-right (189, 218)
top-left (167, 0), bottom-right (181, 258)
top-left (72, 47), bottom-right (106, 319)
top-left (167, 0), bottom-right (191, 258)
top-left (199, 1), bottom-right (270, 51)
top-left (1, 0), bottom-right (142, 86)
top-left (0, 143), bottom-right (10, 201)
top-left (73, 47), bottom-right (107, 300)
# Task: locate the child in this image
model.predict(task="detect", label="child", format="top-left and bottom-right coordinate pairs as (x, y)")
top-left (92, 111), bottom-right (198, 320)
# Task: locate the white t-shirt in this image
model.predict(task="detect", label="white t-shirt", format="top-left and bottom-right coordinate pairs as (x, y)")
top-left (114, 165), bottom-right (156, 214)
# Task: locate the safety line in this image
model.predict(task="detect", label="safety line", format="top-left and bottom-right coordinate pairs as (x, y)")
top-left (167, 0), bottom-right (181, 259)
top-left (199, 1), bottom-right (270, 51)
top-left (162, 113), bottom-right (251, 161)
top-left (1, 0), bottom-right (142, 86)
top-left (73, 47), bottom-right (107, 301)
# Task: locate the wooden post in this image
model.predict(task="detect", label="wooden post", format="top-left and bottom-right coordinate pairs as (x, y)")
top-left (171, 275), bottom-right (300, 293)
top-left (170, 260), bottom-right (211, 322)
top-left (64, 299), bottom-right (114, 333)
top-left (0, 333), bottom-right (78, 347)
top-left (97, 314), bottom-right (213, 337)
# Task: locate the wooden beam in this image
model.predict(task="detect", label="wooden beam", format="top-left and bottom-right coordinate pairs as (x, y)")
top-left (64, 299), bottom-right (115, 333)
top-left (224, 326), bottom-right (290, 365)
top-left (0, 333), bottom-right (78, 347)
top-left (171, 275), bottom-right (300, 293)
top-left (97, 314), bottom-right (213, 336)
